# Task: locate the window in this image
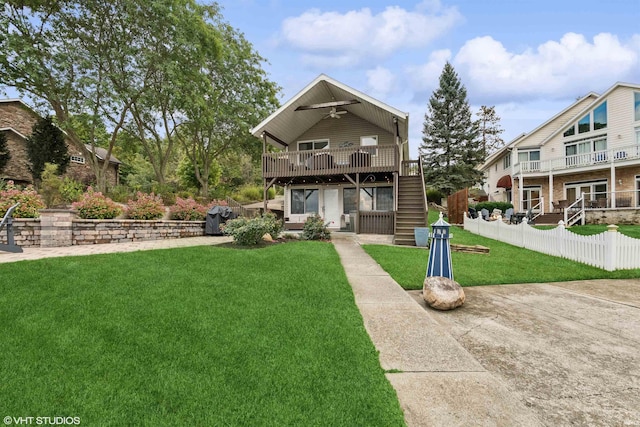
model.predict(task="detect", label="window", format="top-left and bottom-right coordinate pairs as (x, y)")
top-left (593, 101), bottom-right (607, 130)
top-left (291, 189), bottom-right (318, 214)
top-left (360, 135), bottom-right (378, 156)
top-left (635, 92), bottom-right (640, 122)
top-left (578, 114), bottom-right (591, 134)
top-left (565, 180), bottom-right (607, 202)
top-left (298, 140), bottom-right (328, 151)
top-left (502, 155), bottom-right (511, 169)
top-left (70, 155), bottom-right (85, 164)
top-left (565, 137), bottom-right (607, 166)
top-left (563, 125), bottom-right (576, 137)
top-left (343, 186), bottom-right (393, 214)
top-left (517, 150), bottom-right (540, 172)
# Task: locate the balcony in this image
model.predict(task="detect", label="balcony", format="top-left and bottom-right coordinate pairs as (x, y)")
top-left (263, 145), bottom-right (399, 179)
top-left (514, 143), bottom-right (640, 175)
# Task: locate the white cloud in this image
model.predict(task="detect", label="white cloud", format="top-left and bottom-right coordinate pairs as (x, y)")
top-left (366, 67), bottom-right (396, 98)
top-left (453, 33), bottom-right (640, 103)
top-left (279, 4), bottom-right (461, 68)
top-left (405, 49), bottom-right (451, 93)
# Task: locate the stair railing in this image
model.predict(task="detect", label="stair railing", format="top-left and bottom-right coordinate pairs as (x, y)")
top-left (564, 194), bottom-right (585, 226)
top-left (0, 203), bottom-right (23, 253)
top-left (418, 155), bottom-right (429, 226)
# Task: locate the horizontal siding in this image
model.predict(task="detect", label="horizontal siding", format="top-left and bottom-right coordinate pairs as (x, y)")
top-left (293, 113), bottom-right (395, 149)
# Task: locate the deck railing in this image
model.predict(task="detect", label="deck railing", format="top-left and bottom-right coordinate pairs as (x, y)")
top-left (263, 145), bottom-right (399, 178)
top-left (358, 211), bottom-right (395, 234)
top-left (582, 190), bottom-right (638, 209)
top-left (514, 142), bottom-right (640, 174)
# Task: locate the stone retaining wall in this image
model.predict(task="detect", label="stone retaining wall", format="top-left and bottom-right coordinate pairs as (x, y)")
top-left (0, 218), bottom-right (41, 248)
top-left (72, 219), bottom-right (205, 245)
top-left (1, 209), bottom-right (206, 248)
top-left (586, 209), bottom-right (640, 225)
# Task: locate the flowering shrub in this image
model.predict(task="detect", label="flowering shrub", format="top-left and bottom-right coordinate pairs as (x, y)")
top-left (0, 181), bottom-right (46, 218)
top-left (302, 214), bottom-right (331, 240)
top-left (126, 192), bottom-right (165, 220)
top-left (169, 197), bottom-right (208, 221)
top-left (169, 197), bottom-right (228, 221)
top-left (72, 187), bottom-right (122, 219)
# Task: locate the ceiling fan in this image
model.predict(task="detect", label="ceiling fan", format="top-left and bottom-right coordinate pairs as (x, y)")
top-left (324, 107), bottom-right (348, 119)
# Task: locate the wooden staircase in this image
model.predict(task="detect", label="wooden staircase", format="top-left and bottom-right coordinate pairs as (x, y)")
top-left (394, 175), bottom-right (428, 245)
top-left (532, 212), bottom-right (564, 225)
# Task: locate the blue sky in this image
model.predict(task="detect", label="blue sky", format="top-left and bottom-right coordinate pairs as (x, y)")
top-left (218, 0), bottom-right (640, 158)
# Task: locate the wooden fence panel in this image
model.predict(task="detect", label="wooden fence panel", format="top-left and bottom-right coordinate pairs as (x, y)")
top-left (447, 188), bottom-right (468, 225)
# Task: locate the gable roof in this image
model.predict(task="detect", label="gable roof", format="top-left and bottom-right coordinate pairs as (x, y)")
top-left (0, 127), bottom-right (29, 140)
top-left (540, 82), bottom-right (640, 145)
top-left (250, 74), bottom-right (409, 148)
top-left (85, 144), bottom-right (121, 164)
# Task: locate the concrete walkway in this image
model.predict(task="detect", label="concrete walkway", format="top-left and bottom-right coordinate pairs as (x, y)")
top-left (331, 234), bottom-right (543, 426)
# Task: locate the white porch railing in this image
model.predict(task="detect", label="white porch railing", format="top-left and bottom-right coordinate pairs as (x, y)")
top-left (583, 190), bottom-right (638, 209)
top-left (463, 213), bottom-right (640, 271)
top-left (514, 142), bottom-right (640, 174)
top-left (564, 196), bottom-right (585, 226)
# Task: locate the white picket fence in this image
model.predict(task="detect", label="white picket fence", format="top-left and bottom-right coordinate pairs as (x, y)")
top-left (463, 213), bottom-right (640, 271)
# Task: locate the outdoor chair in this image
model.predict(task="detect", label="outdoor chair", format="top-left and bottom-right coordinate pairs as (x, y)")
top-left (480, 208), bottom-right (489, 221)
top-left (504, 208), bottom-right (514, 222)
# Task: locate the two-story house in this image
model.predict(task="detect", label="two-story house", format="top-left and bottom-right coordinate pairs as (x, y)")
top-left (251, 74), bottom-right (428, 245)
top-left (482, 82), bottom-right (640, 224)
top-left (0, 99), bottom-right (120, 187)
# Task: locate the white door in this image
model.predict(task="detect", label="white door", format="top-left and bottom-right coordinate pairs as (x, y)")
top-left (323, 188), bottom-right (340, 228)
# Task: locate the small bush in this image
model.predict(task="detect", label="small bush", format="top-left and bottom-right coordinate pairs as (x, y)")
top-left (107, 184), bottom-right (133, 204)
top-left (231, 185), bottom-right (266, 203)
top-left (60, 177), bottom-right (84, 204)
top-left (302, 214), bottom-right (331, 241)
top-left (72, 187), bottom-right (123, 219)
top-left (0, 181), bottom-right (46, 218)
top-left (39, 163), bottom-right (64, 208)
top-left (223, 216), bottom-right (269, 246)
top-left (170, 197), bottom-right (208, 221)
top-left (426, 188), bottom-right (444, 204)
top-left (126, 192), bottom-right (165, 220)
top-left (471, 201), bottom-right (514, 213)
top-left (262, 211), bottom-right (283, 240)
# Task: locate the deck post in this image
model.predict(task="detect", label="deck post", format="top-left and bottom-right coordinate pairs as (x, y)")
top-left (355, 172), bottom-right (360, 234)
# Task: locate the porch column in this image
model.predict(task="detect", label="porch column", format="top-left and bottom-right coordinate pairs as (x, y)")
top-left (355, 173), bottom-right (360, 234)
top-left (519, 173), bottom-right (524, 212)
top-left (610, 163), bottom-right (617, 208)
top-left (548, 173), bottom-right (554, 211)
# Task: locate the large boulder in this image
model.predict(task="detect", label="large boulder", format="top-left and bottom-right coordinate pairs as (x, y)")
top-left (423, 276), bottom-right (465, 310)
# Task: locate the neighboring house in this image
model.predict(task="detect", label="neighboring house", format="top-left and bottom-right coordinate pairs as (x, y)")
top-left (250, 74), bottom-right (428, 245)
top-left (481, 82), bottom-right (640, 223)
top-left (0, 99), bottom-right (120, 186)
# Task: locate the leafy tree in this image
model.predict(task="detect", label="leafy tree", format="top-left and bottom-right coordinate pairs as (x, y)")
top-left (477, 106), bottom-right (505, 155)
top-left (0, 0), bottom-right (222, 193)
top-left (175, 19), bottom-right (280, 197)
top-left (0, 132), bottom-right (10, 173)
top-left (26, 116), bottom-right (69, 183)
top-left (420, 62), bottom-right (484, 196)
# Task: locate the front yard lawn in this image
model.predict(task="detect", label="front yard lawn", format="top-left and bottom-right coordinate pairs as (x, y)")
top-left (363, 222), bottom-right (640, 289)
top-left (0, 242), bottom-right (405, 426)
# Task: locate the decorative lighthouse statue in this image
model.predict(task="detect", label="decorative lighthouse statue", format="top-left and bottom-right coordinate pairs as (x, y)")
top-left (426, 211), bottom-right (453, 280)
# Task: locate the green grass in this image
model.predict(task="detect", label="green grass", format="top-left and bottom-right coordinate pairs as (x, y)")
top-left (536, 223), bottom-right (640, 239)
top-left (364, 215), bottom-right (640, 289)
top-left (0, 242), bottom-right (405, 426)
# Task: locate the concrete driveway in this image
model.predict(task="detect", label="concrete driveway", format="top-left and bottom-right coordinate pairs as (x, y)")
top-left (410, 279), bottom-right (640, 426)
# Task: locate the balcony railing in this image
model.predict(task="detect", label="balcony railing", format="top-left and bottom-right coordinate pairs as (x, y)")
top-left (514, 143), bottom-right (640, 174)
top-left (583, 190), bottom-right (638, 209)
top-left (263, 145), bottom-right (399, 178)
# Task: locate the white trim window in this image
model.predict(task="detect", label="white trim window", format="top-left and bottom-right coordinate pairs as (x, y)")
top-left (563, 101), bottom-right (607, 137)
top-left (70, 155), bottom-right (85, 164)
top-left (502, 154), bottom-right (511, 170)
top-left (564, 136), bottom-right (607, 166)
top-left (298, 139), bottom-right (329, 151)
top-left (360, 135), bottom-right (378, 156)
top-left (565, 180), bottom-right (608, 204)
top-left (343, 186), bottom-right (393, 213)
top-left (517, 149), bottom-right (540, 172)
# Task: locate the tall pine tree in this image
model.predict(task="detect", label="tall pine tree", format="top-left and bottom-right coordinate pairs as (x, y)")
top-left (0, 132), bottom-right (10, 174)
top-left (26, 116), bottom-right (70, 184)
top-left (477, 105), bottom-right (505, 155)
top-left (420, 62), bottom-right (484, 196)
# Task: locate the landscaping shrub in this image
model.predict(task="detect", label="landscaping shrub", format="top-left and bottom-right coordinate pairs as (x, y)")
top-left (231, 185), bottom-right (274, 203)
top-left (60, 177), bottom-right (84, 204)
top-left (126, 192), bottom-right (165, 220)
top-left (170, 197), bottom-right (208, 221)
top-left (107, 184), bottom-right (133, 204)
top-left (39, 163), bottom-right (64, 208)
top-left (426, 188), bottom-right (444, 204)
top-left (223, 216), bottom-right (269, 246)
top-left (262, 211), bottom-right (283, 240)
top-left (0, 180), bottom-right (45, 218)
top-left (302, 214), bottom-right (331, 240)
top-left (471, 201), bottom-right (513, 213)
top-left (72, 187), bottom-right (122, 219)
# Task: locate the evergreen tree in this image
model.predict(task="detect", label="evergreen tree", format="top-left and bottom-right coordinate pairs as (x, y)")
top-left (0, 132), bottom-right (10, 173)
top-left (420, 62), bottom-right (484, 196)
top-left (477, 105), bottom-right (505, 155)
top-left (26, 116), bottom-right (70, 184)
